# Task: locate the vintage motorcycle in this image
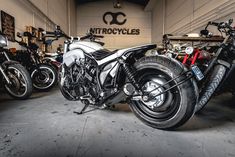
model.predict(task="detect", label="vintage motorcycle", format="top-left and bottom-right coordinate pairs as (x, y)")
top-left (195, 19), bottom-right (235, 112)
top-left (162, 19), bottom-right (235, 113)
top-left (49, 28), bottom-right (198, 130)
top-left (0, 32), bottom-right (32, 99)
top-left (41, 27), bottom-right (64, 70)
top-left (12, 32), bottom-right (58, 91)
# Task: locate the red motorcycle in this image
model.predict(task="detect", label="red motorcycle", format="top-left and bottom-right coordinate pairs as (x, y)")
top-left (162, 19), bottom-right (235, 113)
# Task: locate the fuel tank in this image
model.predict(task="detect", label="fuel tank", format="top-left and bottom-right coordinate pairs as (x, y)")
top-left (69, 41), bottom-right (103, 53)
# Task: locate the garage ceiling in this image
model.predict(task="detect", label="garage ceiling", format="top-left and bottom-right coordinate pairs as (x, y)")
top-left (77, 0), bottom-right (150, 7)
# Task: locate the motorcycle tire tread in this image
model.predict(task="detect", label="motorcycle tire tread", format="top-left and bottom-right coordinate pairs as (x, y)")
top-left (196, 65), bottom-right (226, 113)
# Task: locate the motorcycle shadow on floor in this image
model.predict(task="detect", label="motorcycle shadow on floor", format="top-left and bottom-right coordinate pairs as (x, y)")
top-left (108, 103), bottom-right (132, 113)
top-left (178, 92), bottom-right (235, 131)
top-left (80, 93), bottom-right (235, 131)
top-left (29, 86), bottom-right (59, 99)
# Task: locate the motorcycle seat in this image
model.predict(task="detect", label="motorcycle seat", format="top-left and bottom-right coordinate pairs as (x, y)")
top-left (91, 49), bottom-right (117, 60)
top-left (92, 44), bottom-right (156, 61)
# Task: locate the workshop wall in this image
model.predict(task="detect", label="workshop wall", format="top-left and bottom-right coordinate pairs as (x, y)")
top-left (0, 0), bottom-right (76, 48)
top-left (77, 1), bottom-right (152, 50)
top-left (151, 0), bottom-right (235, 44)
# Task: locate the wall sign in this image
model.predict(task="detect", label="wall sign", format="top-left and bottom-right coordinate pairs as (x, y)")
top-left (90, 11), bottom-right (140, 36)
top-left (103, 12), bottom-right (127, 25)
top-left (1, 11), bottom-right (15, 41)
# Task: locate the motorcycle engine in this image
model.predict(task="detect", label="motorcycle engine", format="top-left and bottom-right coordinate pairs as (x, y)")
top-left (60, 57), bottom-right (99, 101)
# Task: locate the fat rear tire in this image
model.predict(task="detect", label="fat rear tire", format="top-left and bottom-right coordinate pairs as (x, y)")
top-left (129, 56), bottom-right (198, 130)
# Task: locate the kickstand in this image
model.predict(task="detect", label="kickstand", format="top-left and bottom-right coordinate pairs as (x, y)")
top-left (73, 103), bottom-right (107, 115)
top-left (73, 103), bottom-right (90, 115)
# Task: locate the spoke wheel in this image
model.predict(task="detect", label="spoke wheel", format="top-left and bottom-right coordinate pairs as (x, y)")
top-left (5, 64), bottom-right (32, 99)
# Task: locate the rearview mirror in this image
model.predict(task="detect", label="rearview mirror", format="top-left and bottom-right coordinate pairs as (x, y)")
top-left (200, 29), bottom-right (209, 36)
top-left (229, 19), bottom-right (233, 25)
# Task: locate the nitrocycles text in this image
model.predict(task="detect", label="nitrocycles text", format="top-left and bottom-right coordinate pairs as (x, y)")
top-left (90, 28), bottom-right (140, 35)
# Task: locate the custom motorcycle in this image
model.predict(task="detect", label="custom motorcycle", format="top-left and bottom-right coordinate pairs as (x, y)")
top-left (0, 32), bottom-right (32, 99)
top-left (50, 28), bottom-right (198, 130)
top-left (12, 32), bottom-right (58, 91)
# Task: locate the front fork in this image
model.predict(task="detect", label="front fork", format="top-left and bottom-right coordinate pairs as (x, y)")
top-left (0, 51), bottom-right (17, 84)
top-left (0, 65), bottom-right (11, 84)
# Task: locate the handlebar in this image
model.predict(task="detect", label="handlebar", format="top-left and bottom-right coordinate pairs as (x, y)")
top-left (93, 35), bottom-right (104, 38)
top-left (43, 30), bottom-right (69, 39)
top-left (201, 19), bottom-right (234, 37)
top-left (80, 33), bottom-right (104, 40)
top-left (14, 39), bottom-right (27, 47)
top-left (207, 19), bottom-right (234, 30)
top-left (209, 21), bottom-right (219, 26)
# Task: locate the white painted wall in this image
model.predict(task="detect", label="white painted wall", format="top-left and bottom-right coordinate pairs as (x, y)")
top-left (0, 0), bottom-right (76, 48)
top-left (151, 0), bottom-right (235, 44)
top-left (77, 1), bottom-right (152, 50)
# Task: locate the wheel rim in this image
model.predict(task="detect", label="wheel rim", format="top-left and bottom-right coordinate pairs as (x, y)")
top-left (31, 66), bottom-right (55, 89)
top-left (5, 66), bottom-right (28, 97)
top-left (132, 68), bottom-right (181, 122)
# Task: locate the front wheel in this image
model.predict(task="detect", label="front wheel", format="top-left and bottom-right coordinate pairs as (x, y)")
top-left (195, 65), bottom-right (226, 113)
top-left (5, 64), bottom-right (32, 99)
top-left (58, 65), bottom-right (75, 100)
top-left (129, 56), bottom-right (198, 130)
top-left (31, 64), bottom-right (57, 91)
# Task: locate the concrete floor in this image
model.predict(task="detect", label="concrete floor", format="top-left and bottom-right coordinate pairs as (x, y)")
top-left (0, 87), bottom-right (235, 157)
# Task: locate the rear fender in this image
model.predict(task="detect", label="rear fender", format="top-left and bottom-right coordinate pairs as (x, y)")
top-left (124, 45), bottom-right (157, 65)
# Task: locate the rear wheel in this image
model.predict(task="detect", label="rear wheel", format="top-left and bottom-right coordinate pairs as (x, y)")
top-left (129, 56), bottom-right (198, 130)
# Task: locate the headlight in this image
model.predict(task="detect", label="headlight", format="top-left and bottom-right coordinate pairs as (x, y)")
top-left (0, 34), bottom-right (8, 47)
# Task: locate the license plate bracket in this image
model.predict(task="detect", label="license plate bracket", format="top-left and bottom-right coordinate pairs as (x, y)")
top-left (191, 65), bottom-right (204, 81)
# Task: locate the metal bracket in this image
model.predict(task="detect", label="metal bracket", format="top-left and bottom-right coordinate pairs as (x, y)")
top-left (132, 70), bottom-right (193, 101)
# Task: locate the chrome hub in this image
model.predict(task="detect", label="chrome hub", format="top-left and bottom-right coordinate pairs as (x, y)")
top-left (141, 79), bottom-right (166, 110)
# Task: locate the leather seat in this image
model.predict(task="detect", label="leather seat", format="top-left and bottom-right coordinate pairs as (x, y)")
top-left (91, 49), bottom-right (117, 60)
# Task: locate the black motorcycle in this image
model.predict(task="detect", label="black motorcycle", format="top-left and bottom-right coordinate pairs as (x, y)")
top-left (0, 32), bottom-right (32, 99)
top-left (12, 32), bottom-right (57, 91)
top-left (195, 19), bottom-right (235, 112)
